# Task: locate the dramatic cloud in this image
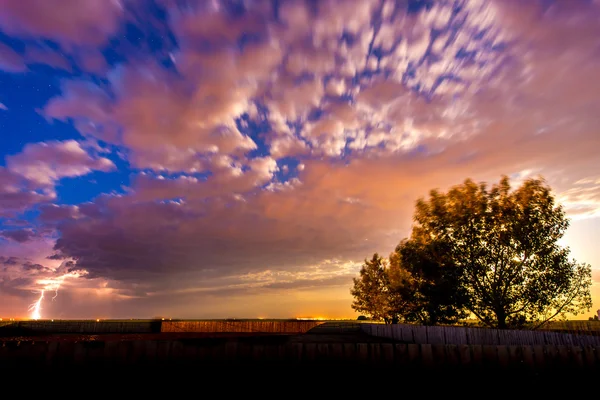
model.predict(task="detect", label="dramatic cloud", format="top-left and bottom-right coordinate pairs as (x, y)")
top-left (1, 0), bottom-right (599, 318)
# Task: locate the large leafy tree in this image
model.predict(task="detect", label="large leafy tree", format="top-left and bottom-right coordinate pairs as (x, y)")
top-left (411, 176), bottom-right (592, 328)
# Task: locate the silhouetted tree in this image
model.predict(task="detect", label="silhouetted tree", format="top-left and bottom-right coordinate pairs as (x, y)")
top-left (409, 176), bottom-right (592, 329)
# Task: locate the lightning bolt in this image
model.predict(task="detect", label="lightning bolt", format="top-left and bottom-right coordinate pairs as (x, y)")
top-left (27, 269), bottom-right (87, 320)
top-left (28, 290), bottom-right (45, 320)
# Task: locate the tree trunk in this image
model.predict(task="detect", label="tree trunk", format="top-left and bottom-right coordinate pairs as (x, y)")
top-left (427, 313), bottom-right (438, 326)
top-left (496, 310), bottom-right (507, 329)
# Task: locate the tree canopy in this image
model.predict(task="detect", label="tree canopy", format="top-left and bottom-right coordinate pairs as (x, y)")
top-left (351, 176), bottom-right (593, 329)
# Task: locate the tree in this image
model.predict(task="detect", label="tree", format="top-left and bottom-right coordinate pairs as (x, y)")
top-left (350, 253), bottom-right (399, 324)
top-left (410, 176), bottom-right (592, 329)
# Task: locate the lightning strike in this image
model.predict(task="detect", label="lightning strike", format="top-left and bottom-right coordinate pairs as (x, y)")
top-left (28, 270), bottom-right (87, 320)
top-left (28, 289), bottom-right (45, 320)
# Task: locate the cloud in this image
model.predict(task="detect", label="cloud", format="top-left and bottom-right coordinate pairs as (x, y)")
top-left (0, 42), bottom-right (86, 73)
top-left (0, 167), bottom-right (53, 217)
top-left (39, 1), bottom-right (600, 278)
top-left (36, 0), bottom-right (519, 164)
top-left (0, 103), bottom-right (7, 111)
top-left (73, 48), bottom-right (108, 75)
top-left (0, 42), bottom-right (26, 72)
top-left (38, 204), bottom-right (80, 224)
top-left (0, 229), bottom-right (35, 243)
top-left (43, 80), bottom-right (118, 140)
top-left (0, 256), bottom-right (48, 297)
top-left (23, 45), bottom-right (72, 71)
top-left (557, 178), bottom-right (600, 220)
top-left (0, 0), bottom-right (123, 47)
top-left (131, 155), bottom-right (279, 202)
top-left (5, 140), bottom-right (116, 186)
top-left (0, 140), bottom-right (116, 218)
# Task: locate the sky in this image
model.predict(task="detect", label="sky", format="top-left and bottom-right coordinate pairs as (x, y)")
top-left (0, 0), bottom-right (599, 320)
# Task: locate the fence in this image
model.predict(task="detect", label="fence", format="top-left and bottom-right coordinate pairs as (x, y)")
top-left (161, 320), bottom-right (325, 333)
top-left (1, 339), bottom-right (599, 373)
top-left (539, 320), bottom-right (600, 335)
top-left (0, 320), bottom-right (160, 335)
top-left (361, 323), bottom-right (600, 346)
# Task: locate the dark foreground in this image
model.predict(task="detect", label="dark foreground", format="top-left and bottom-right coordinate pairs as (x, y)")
top-left (2, 332), bottom-right (598, 378)
top-left (1, 323), bottom-right (598, 394)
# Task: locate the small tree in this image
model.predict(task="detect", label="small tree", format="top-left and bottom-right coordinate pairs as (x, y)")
top-left (411, 176), bottom-right (592, 329)
top-left (350, 253), bottom-right (398, 323)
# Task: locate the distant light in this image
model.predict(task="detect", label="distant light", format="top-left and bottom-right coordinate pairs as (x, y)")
top-left (51, 319), bottom-right (54, 322)
top-left (161, 318), bottom-right (165, 321)
top-left (96, 319), bottom-right (100, 322)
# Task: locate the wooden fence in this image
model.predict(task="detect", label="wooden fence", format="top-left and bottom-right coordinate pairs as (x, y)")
top-left (539, 320), bottom-right (600, 335)
top-left (161, 320), bottom-right (325, 333)
top-left (1, 339), bottom-right (599, 373)
top-left (361, 323), bottom-right (600, 346)
top-left (0, 320), bottom-right (160, 335)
